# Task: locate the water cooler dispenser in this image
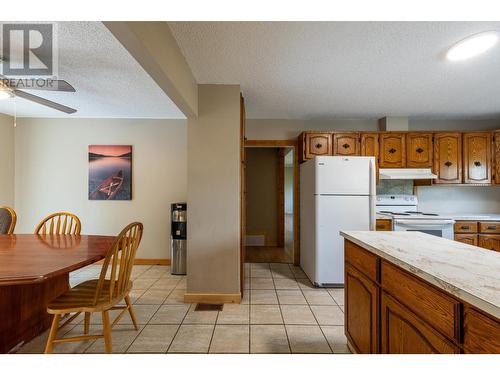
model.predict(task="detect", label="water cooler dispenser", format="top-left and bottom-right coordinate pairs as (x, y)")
top-left (171, 203), bottom-right (187, 275)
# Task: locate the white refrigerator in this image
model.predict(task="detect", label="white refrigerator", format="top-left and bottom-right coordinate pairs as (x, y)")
top-left (300, 156), bottom-right (376, 286)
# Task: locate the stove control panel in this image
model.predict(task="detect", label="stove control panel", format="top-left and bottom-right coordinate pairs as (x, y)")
top-left (376, 195), bottom-right (418, 206)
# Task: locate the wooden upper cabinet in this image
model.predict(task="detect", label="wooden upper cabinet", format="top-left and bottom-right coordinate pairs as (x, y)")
top-left (299, 132), bottom-right (332, 162)
top-left (433, 132), bottom-right (462, 184)
top-left (406, 133), bottom-right (433, 168)
top-left (360, 133), bottom-right (379, 160)
top-left (463, 132), bottom-right (492, 184)
top-left (333, 132), bottom-right (360, 156)
top-left (494, 131), bottom-right (500, 184)
top-left (379, 133), bottom-right (406, 168)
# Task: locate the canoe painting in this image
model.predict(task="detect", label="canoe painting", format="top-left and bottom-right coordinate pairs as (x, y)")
top-left (88, 145), bottom-right (132, 200)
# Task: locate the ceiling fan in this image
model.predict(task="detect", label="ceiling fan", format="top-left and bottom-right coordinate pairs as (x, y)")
top-left (0, 58), bottom-right (77, 114)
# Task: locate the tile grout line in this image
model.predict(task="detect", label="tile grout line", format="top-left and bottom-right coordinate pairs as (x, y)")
top-left (270, 263), bottom-right (293, 354)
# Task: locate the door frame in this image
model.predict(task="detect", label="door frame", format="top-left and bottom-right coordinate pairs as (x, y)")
top-left (244, 139), bottom-right (300, 266)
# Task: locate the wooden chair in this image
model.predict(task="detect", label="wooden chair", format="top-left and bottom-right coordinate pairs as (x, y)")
top-left (0, 206), bottom-right (17, 234)
top-left (35, 212), bottom-right (81, 235)
top-left (44, 222), bottom-right (144, 354)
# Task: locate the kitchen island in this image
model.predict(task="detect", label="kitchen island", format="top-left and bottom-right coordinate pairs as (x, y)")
top-left (339, 231), bottom-right (500, 354)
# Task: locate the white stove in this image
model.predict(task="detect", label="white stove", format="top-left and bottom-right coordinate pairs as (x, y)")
top-left (376, 195), bottom-right (455, 239)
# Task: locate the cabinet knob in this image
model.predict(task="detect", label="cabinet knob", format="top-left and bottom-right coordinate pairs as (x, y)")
top-left (342, 143), bottom-right (350, 149)
top-left (474, 161), bottom-right (482, 167)
top-left (444, 161), bottom-right (453, 167)
top-left (388, 148), bottom-right (396, 154)
top-left (315, 143), bottom-right (322, 149)
top-left (416, 147), bottom-right (424, 153)
top-left (461, 226), bottom-right (470, 230)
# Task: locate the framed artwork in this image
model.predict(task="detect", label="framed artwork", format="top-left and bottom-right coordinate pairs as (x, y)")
top-left (88, 145), bottom-right (132, 200)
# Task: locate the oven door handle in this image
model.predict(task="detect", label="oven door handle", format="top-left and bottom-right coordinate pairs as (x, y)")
top-left (394, 220), bottom-right (455, 226)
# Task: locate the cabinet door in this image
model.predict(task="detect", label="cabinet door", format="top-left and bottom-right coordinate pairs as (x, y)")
top-left (463, 307), bottom-right (500, 353)
top-left (380, 292), bottom-right (459, 354)
top-left (333, 132), bottom-right (360, 156)
top-left (379, 133), bottom-right (406, 168)
top-left (376, 219), bottom-right (392, 231)
top-left (345, 264), bottom-right (379, 353)
top-left (433, 132), bottom-right (462, 184)
top-left (478, 234), bottom-right (500, 252)
top-left (303, 133), bottom-right (332, 160)
top-left (463, 132), bottom-right (492, 184)
top-left (494, 131), bottom-right (500, 184)
top-left (360, 133), bottom-right (379, 159)
top-left (454, 234), bottom-right (478, 246)
top-left (406, 133), bottom-right (433, 168)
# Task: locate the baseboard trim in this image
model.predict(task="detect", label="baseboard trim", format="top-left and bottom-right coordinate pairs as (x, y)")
top-left (134, 259), bottom-right (171, 265)
top-left (94, 258), bottom-right (171, 266)
top-left (184, 293), bottom-right (242, 304)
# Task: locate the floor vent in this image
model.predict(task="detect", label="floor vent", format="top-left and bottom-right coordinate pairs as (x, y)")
top-left (195, 303), bottom-right (224, 311)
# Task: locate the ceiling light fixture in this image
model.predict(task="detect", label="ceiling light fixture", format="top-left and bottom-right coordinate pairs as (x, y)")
top-left (447, 31), bottom-right (499, 61)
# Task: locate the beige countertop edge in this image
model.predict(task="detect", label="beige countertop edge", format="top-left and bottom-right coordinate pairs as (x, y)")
top-left (340, 231), bottom-right (500, 320)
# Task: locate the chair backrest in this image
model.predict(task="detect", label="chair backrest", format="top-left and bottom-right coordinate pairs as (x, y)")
top-left (0, 206), bottom-right (17, 234)
top-left (35, 212), bottom-right (81, 235)
top-left (94, 222), bottom-right (144, 305)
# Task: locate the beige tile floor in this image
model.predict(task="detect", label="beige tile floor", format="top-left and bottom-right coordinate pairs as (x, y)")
top-left (16, 262), bottom-right (350, 354)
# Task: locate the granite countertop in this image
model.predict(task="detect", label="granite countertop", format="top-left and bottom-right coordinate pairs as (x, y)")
top-left (340, 231), bottom-right (500, 319)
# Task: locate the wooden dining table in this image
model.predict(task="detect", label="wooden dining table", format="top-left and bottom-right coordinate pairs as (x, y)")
top-left (0, 234), bottom-right (115, 353)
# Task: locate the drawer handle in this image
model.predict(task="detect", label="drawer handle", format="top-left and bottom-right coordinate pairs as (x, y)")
top-left (315, 143), bottom-right (322, 149)
top-left (388, 148), bottom-right (396, 154)
top-left (461, 226), bottom-right (470, 230)
top-left (474, 161), bottom-right (481, 167)
top-left (487, 226), bottom-right (496, 230)
top-left (416, 147), bottom-right (424, 153)
top-left (444, 161), bottom-right (453, 167)
top-left (342, 143), bottom-right (350, 149)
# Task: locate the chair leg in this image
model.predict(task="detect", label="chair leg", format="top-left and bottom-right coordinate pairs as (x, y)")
top-left (44, 314), bottom-right (61, 354)
top-left (84, 312), bottom-right (91, 334)
top-left (125, 294), bottom-right (139, 330)
top-left (102, 310), bottom-right (112, 354)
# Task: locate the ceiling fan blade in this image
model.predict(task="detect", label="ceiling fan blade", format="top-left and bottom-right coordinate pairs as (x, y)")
top-left (14, 89), bottom-right (77, 114)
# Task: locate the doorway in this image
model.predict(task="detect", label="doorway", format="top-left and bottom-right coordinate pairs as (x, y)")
top-left (243, 140), bottom-right (299, 264)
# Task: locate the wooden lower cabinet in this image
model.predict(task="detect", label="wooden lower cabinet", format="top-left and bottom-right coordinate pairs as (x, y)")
top-left (478, 234), bottom-right (500, 252)
top-left (381, 292), bottom-right (460, 354)
top-left (345, 264), bottom-right (379, 354)
top-left (454, 233), bottom-right (478, 246)
top-left (463, 307), bottom-right (500, 353)
top-left (376, 219), bottom-right (392, 231)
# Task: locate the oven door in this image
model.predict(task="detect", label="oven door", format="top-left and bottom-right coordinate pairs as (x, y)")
top-left (393, 219), bottom-right (455, 240)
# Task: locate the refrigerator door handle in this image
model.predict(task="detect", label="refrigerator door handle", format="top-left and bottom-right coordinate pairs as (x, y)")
top-left (368, 158), bottom-right (376, 231)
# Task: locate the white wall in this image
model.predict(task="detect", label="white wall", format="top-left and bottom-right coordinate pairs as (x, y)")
top-left (285, 166), bottom-right (294, 214)
top-left (187, 84), bottom-right (241, 295)
top-left (14, 118), bottom-right (187, 259)
top-left (0, 114), bottom-right (14, 207)
top-left (416, 186), bottom-right (500, 214)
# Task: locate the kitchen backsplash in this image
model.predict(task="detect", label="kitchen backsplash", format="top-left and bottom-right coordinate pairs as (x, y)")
top-left (376, 180), bottom-right (413, 195)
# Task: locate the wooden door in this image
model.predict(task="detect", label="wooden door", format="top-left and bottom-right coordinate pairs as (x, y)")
top-left (463, 132), bottom-right (492, 184)
top-left (454, 234), bottom-right (478, 246)
top-left (345, 264), bottom-right (379, 354)
top-left (433, 132), bottom-right (462, 184)
top-left (333, 132), bottom-right (360, 156)
top-left (360, 133), bottom-right (379, 160)
top-left (406, 133), bottom-right (433, 168)
top-left (381, 292), bottom-right (459, 354)
top-left (379, 133), bottom-right (406, 168)
top-left (302, 133), bottom-right (332, 160)
top-left (240, 94), bottom-right (246, 294)
top-left (478, 235), bottom-right (500, 252)
top-left (494, 131), bottom-right (500, 184)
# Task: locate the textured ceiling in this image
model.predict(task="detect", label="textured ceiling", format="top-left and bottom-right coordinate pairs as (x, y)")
top-left (0, 22), bottom-right (184, 118)
top-left (169, 22), bottom-right (500, 120)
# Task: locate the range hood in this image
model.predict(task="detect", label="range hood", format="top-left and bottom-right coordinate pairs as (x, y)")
top-left (379, 168), bottom-right (437, 180)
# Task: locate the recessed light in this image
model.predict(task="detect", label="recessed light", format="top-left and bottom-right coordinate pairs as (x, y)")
top-left (447, 31), bottom-right (499, 61)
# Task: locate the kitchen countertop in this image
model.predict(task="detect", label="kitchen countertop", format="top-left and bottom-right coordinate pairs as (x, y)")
top-left (340, 231), bottom-right (500, 319)
top-left (376, 213), bottom-right (500, 221)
